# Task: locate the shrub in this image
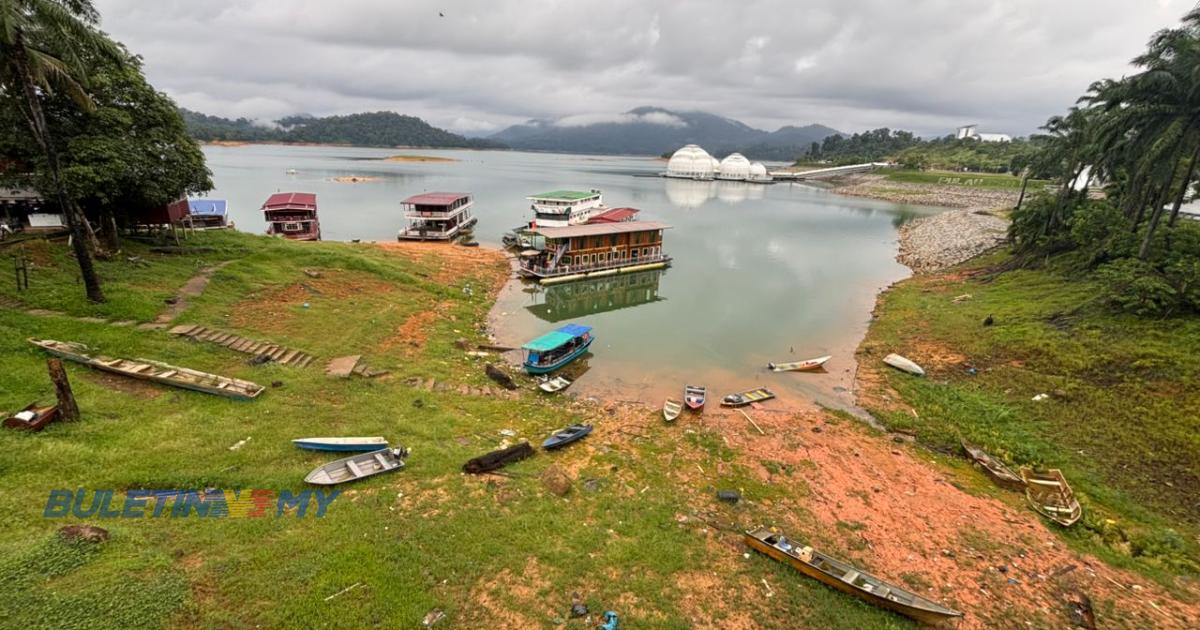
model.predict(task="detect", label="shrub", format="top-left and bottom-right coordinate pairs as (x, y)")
top-left (1096, 259), bottom-right (1179, 316)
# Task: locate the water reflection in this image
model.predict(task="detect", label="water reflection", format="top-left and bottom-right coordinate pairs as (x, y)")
top-left (664, 178), bottom-right (767, 208)
top-left (524, 269), bottom-right (666, 322)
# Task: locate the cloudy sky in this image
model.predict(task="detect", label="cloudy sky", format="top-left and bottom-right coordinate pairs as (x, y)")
top-left (95, 0), bottom-right (1190, 137)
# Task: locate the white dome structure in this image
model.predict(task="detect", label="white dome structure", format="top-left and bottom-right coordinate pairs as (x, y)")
top-left (747, 162), bottom-right (771, 182)
top-left (716, 153), bottom-right (751, 180)
top-left (665, 144), bottom-right (716, 180)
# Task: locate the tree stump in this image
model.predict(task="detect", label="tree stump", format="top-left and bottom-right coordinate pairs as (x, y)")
top-left (47, 359), bottom-right (80, 421)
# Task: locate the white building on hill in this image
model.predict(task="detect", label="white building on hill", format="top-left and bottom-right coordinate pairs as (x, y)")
top-left (956, 124), bottom-right (1012, 143)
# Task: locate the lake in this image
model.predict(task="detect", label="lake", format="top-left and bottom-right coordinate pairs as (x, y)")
top-left (203, 144), bottom-right (937, 410)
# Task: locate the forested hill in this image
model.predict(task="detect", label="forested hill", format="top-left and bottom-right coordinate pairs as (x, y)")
top-left (180, 109), bottom-right (505, 149)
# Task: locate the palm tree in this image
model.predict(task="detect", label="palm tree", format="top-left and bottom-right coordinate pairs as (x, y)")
top-left (0, 0), bottom-right (121, 302)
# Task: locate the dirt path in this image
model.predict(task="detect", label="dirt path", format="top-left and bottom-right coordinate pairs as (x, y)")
top-left (149, 261), bottom-right (234, 327)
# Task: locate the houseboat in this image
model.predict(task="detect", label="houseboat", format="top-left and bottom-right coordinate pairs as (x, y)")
top-left (587, 207), bottom-right (640, 224)
top-left (262, 192), bottom-right (320, 241)
top-left (397, 192), bottom-right (477, 241)
top-left (187, 199), bottom-right (229, 228)
top-left (527, 190), bottom-right (606, 227)
top-left (517, 221), bottom-right (671, 284)
top-left (522, 323), bottom-right (594, 374)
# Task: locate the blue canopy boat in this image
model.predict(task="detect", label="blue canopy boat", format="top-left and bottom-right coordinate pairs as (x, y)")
top-left (522, 324), bottom-right (594, 374)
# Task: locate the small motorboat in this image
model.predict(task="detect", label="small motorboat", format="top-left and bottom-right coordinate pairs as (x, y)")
top-left (522, 324), bottom-right (594, 375)
top-left (542, 423), bottom-right (593, 450)
top-left (721, 387), bottom-right (775, 407)
top-left (684, 385), bottom-right (706, 411)
top-left (292, 437), bottom-right (389, 452)
top-left (1021, 468), bottom-right (1082, 526)
top-left (883, 353), bottom-right (925, 376)
top-left (961, 440), bottom-right (1025, 490)
top-left (745, 526), bottom-right (963, 625)
top-left (304, 447), bottom-right (408, 486)
top-left (538, 376), bottom-right (572, 393)
top-left (3, 402), bottom-right (59, 431)
top-left (663, 398), bottom-right (683, 422)
top-left (768, 355), bottom-right (832, 372)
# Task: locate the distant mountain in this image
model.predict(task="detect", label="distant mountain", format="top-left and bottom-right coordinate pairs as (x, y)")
top-left (491, 107), bottom-right (843, 159)
top-left (181, 109), bottom-right (505, 149)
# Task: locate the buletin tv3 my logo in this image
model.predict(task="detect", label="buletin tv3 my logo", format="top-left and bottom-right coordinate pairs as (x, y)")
top-left (44, 489), bottom-right (340, 518)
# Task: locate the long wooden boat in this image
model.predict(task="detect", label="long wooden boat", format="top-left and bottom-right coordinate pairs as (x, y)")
top-left (30, 339), bottom-right (264, 400)
top-left (745, 526), bottom-right (963, 625)
top-left (464, 442), bottom-right (535, 474)
top-left (542, 424), bottom-right (592, 450)
top-left (522, 324), bottom-right (593, 375)
top-left (721, 387), bottom-right (775, 407)
top-left (304, 447), bottom-right (408, 485)
top-left (292, 437), bottom-right (388, 452)
top-left (768, 355), bottom-right (832, 372)
top-left (663, 398), bottom-right (683, 422)
top-left (1021, 468), bottom-right (1082, 526)
top-left (684, 385), bottom-right (706, 411)
top-left (961, 440), bottom-right (1025, 490)
top-left (3, 402), bottom-right (59, 431)
top-left (883, 353), bottom-right (925, 376)
top-left (538, 376), bottom-right (573, 393)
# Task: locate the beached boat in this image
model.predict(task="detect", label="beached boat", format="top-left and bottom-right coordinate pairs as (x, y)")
top-left (262, 192), bottom-right (320, 241)
top-left (542, 424), bottom-right (593, 450)
top-left (961, 440), bottom-right (1025, 490)
top-left (29, 338), bottom-right (264, 400)
top-left (538, 376), bottom-right (573, 393)
top-left (663, 398), bottom-right (683, 422)
top-left (397, 192), bottom-right (477, 241)
top-left (883, 353), bottom-right (925, 376)
top-left (464, 442), bottom-right (535, 474)
top-left (304, 447), bottom-right (408, 485)
top-left (3, 402), bottom-right (59, 431)
top-left (745, 526), bottom-right (964, 625)
top-left (522, 324), bottom-right (593, 374)
top-left (292, 437), bottom-right (389, 452)
top-left (768, 355), bottom-right (832, 372)
top-left (721, 387), bottom-right (775, 407)
top-left (684, 385), bottom-right (706, 410)
top-left (1021, 468), bottom-right (1082, 526)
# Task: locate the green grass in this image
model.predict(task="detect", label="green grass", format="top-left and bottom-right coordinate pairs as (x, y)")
top-left (0, 232), bottom-right (916, 628)
top-left (858, 250), bottom-right (1200, 580)
top-left (883, 169), bottom-right (1047, 190)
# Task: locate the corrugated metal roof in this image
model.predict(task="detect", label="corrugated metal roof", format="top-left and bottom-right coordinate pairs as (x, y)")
top-left (262, 192), bottom-right (317, 209)
top-left (401, 192), bottom-right (471, 205)
top-left (528, 190), bottom-right (598, 201)
top-left (523, 330), bottom-right (575, 352)
top-left (588, 207), bottom-right (639, 223)
top-left (528, 221), bottom-right (670, 239)
top-left (188, 199), bottom-right (227, 216)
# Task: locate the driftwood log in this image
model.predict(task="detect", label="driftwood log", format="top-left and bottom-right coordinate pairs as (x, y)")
top-left (485, 363), bottom-right (518, 390)
top-left (47, 358), bottom-right (79, 421)
top-left (463, 442), bottom-right (534, 474)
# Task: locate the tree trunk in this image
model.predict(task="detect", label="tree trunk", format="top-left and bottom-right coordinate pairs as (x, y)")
top-left (101, 207), bottom-right (121, 251)
top-left (1015, 170), bottom-right (1030, 210)
top-left (1138, 184), bottom-right (1172, 260)
top-left (47, 358), bottom-right (80, 421)
top-left (10, 36), bottom-right (105, 302)
top-left (1167, 143), bottom-right (1200, 229)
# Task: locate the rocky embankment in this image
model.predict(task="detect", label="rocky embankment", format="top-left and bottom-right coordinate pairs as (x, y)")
top-left (832, 173), bottom-right (1020, 211)
top-left (897, 209), bottom-right (1008, 273)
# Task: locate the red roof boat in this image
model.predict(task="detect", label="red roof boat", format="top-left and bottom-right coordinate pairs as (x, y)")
top-left (262, 192), bottom-right (320, 241)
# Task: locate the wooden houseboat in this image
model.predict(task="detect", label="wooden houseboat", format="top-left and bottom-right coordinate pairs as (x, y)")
top-left (587, 207), bottom-right (639, 224)
top-left (518, 221), bottom-right (671, 284)
top-left (262, 192), bottom-right (320, 241)
top-left (522, 324), bottom-right (594, 374)
top-left (397, 192), bottom-right (477, 241)
top-left (187, 199), bottom-right (229, 228)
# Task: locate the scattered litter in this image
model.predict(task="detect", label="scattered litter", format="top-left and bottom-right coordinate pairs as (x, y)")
top-left (228, 437), bottom-right (251, 451)
top-left (1065, 591), bottom-right (1096, 629)
top-left (59, 524), bottom-right (109, 543)
top-left (323, 582), bottom-right (362, 602)
top-left (951, 293), bottom-right (973, 303)
top-left (465, 351), bottom-right (490, 358)
top-left (597, 611), bottom-right (618, 630)
top-left (302, 302), bottom-right (310, 309)
top-left (717, 490), bottom-right (741, 504)
top-left (421, 608), bottom-right (445, 627)
top-left (498, 429), bottom-right (517, 437)
top-left (761, 578), bottom-right (774, 598)
top-left (569, 593), bottom-right (588, 618)
top-left (1032, 393), bottom-right (1049, 402)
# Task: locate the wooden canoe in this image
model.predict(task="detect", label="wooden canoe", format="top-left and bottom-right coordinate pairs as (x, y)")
top-left (883, 353), bottom-right (925, 376)
top-left (721, 387), bottom-right (775, 407)
top-left (768, 355), bottom-right (832, 372)
top-left (542, 424), bottom-right (593, 450)
top-left (684, 385), bottom-right (706, 410)
top-left (3, 402), bottom-right (59, 432)
top-left (464, 442), bottom-right (535, 474)
top-left (1021, 468), bottom-right (1082, 526)
top-left (663, 398), bottom-right (683, 422)
top-left (745, 527), bottom-right (963, 625)
top-left (538, 376), bottom-right (572, 393)
top-left (29, 338), bottom-right (264, 400)
top-left (961, 440), bottom-right (1025, 490)
top-left (292, 437), bottom-right (389, 452)
top-left (304, 447), bottom-right (408, 485)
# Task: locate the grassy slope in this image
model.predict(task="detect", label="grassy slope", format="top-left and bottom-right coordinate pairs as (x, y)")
top-left (884, 170), bottom-right (1047, 190)
top-left (858, 251), bottom-right (1200, 580)
top-left (0, 232), bottom-right (912, 629)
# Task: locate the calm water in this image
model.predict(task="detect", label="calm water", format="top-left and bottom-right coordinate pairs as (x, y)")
top-left (203, 144), bottom-right (938, 409)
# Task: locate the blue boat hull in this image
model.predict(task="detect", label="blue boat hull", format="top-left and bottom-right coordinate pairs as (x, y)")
top-left (294, 441), bottom-right (387, 452)
top-left (524, 337), bottom-right (594, 374)
top-left (542, 424), bottom-right (593, 450)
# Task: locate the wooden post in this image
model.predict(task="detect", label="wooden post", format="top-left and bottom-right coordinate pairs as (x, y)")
top-left (47, 359), bottom-right (79, 421)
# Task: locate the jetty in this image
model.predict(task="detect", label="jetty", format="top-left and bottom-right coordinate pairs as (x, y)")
top-left (770, 162), bottom-right (890, 181)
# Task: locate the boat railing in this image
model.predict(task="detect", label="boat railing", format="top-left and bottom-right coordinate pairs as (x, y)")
top-left (520, 253), bottom-right (670, 277)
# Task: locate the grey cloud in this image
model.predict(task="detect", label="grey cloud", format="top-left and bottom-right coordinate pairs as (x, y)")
top-left (96, 0), bottom-right (1190, 137)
